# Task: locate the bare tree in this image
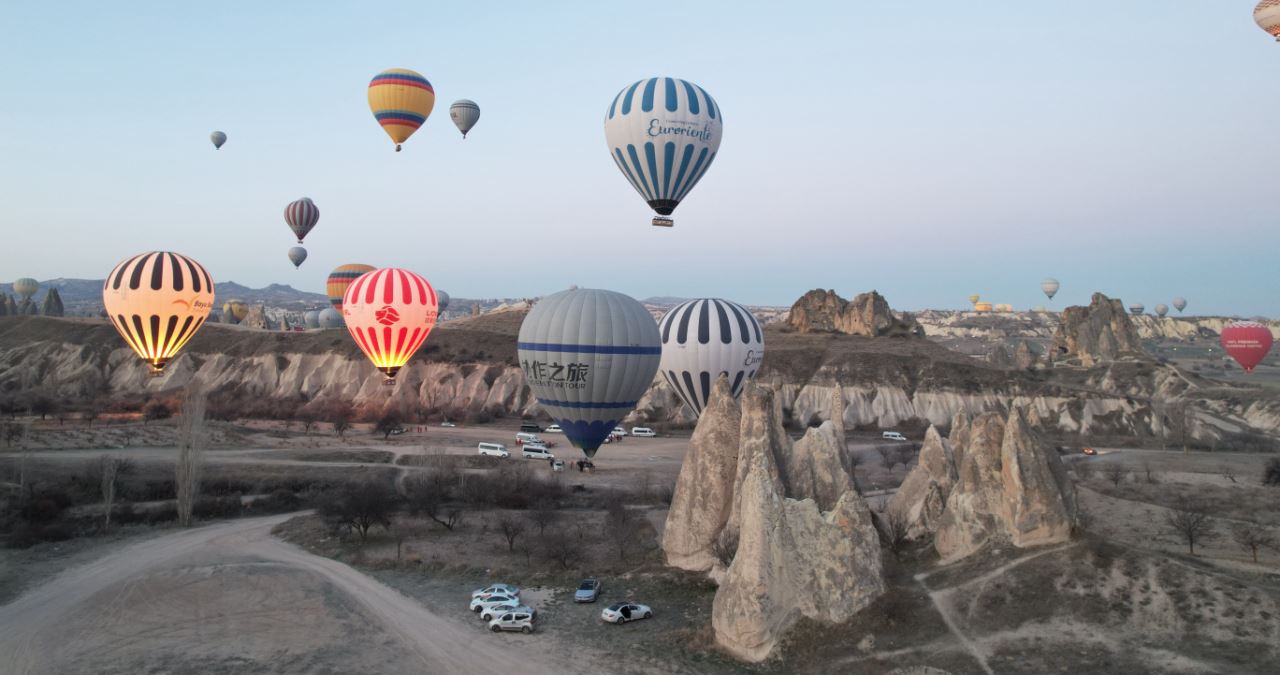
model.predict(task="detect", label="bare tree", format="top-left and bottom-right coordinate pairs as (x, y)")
top-left (404, 475), bottom-right (462, 531)
top-left (541, 529), bottom-right (581, 569)
top-left (143, 399), bottom-right (172, 425)
top-left (98, 454), bottom-right (131, 529)
top-left (82, 407), bottom-right (100, 428)
top-left (28, 395), bottom-right (56, 421)
top-left (876, 445), bottom-right (895, 469)
top-left (876, 503), bottom-right (911, 559)
top-left (1165, 401), bottom-right (1194, 454)
top-left (374, 412), bottom-right (403, 440)
top-left (1232, 521), bottom-right (1276, 563)
top-left (606, 501), bottom-right (647, 563)
top-left (120, 426), bottom-right (137, 448)
top-left (1266, 458), bottom-right (1280, 487)
top-left (495, 514), bottom-right (526, 552)
top-left (1104, 464), bottom-right (1128, 488)
top-left (1165, 497), bottom-right (1214, 555)
top-left (1219, 465), bottom-right (1238, 485)
top-left (175, 386), bottom-right (207, 528)
top-left (319, 480), bottom-right (396, 541)
top-left (528, 499), bottom-right (561, 535)
top-left (299, 412), bottom-right (317, 436)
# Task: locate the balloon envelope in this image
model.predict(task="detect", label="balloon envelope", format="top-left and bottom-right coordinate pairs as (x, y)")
top-left (303, 310), bottom-right (321, 329)
top-left (368, 68), bottom-right (435, 151)
top-left (327, 264), bottom-right (376, 311)
top-left (210, 131), bottom-right (226, 149)
top-left (517, 288), bottom-right (660, 458)
top-left (222, 300), bottom-right (248, 321)
top-left (1221, 321), bottom-right (1274, 373)
top-left (1173, 297), bottom-right (1187, 313)
top-left (1129, 304), bottom-right (1144, 315)
top-left (436, 290), bottom-right (450, 312)
top-left (1257, 1), bottom-right (1280, 40)
top-left (102, 252), bottom-right (214, 374)
top-left (342, 268), bottom-right (439, 381)
top-left (658, 298), bottom-right (764, 416)
top-left (13, 278), bottom-right (38, 300)
top-left (288, 246), bottom-right (308, 268)
top-left (318, 307), bottom-right (344, 329)
top-left (449, 100), bottom-right (480, 138)
top-left (967, 295), bottom-right (980, 305)
top-left (1154, 304), bottom-right (1169, 318)
top-left (1041, 278), bottom-right (1059, 300)
top-left (284, 198), bottom-right (319, 244)
top-left (604, 77), bottom-right (723, 226)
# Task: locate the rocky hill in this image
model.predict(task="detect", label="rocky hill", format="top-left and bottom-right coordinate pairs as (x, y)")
top-left (916, 308), bottom-right (1280, 342)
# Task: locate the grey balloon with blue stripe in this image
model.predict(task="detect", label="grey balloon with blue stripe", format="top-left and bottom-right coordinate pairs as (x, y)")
top-left (604, 77), bottom-right (723, 226)
top-left (517, 288), bottom-right (661, 458)
top-left (658, 298), bottom-right (764, 417)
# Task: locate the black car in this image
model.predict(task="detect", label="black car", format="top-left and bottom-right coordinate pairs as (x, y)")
top-left (519, 422), bottom-right (543, 433)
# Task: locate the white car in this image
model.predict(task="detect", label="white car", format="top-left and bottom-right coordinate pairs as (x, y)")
top-left (472, 583), bottom-right (520, 599)
top-left (545, 424), bottom-right (562, 433)
top-left (881, 431), bottom-right (907, 442)
top-left (478, 442), bottom-right (509, 458)
top-left (612, 427), bottom-right (628, 436)
top-left (480, 602), bottom-right (536, 622)
top-left (441, 421), bottom-right (456, 428)
top-left (515, 432), bottom-right (543, 445)
top-left (630, 427), bottom-right (656, 437)
top-left (522, 443), bottom-right (554, 460)
top-left (601, 602), bottom-right (652, 624)
top-left (471, 593), bottom-right (519, 613)
top-left (489, 610), bottom-right (535, 634)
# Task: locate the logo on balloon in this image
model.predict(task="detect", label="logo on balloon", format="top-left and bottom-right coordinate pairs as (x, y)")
top-left (375, 306), bottom-right (400, 326)
top-left (743, 350), bottom-right (763, 367)
top-left (647, 119), bottom-right (715, 143)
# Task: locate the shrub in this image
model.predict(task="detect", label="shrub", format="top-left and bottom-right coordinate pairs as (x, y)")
top-left (1264, 458), bottom-right (1280, 487)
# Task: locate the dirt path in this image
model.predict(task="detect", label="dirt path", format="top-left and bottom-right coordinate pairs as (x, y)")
top-left (0, 514), bottom-right (587, 675)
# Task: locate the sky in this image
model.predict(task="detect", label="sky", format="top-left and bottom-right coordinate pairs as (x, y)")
top-left (1, 1), bottom-right (1277, 316)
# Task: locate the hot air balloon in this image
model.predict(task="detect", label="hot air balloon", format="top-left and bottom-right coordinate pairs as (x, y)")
top-left (518, 288), bottom-right (660, 460)
top-left (342, 268), bottom-right (439, 382)
top-left (284, 198), bottom-right (319, 244)
top-left (658, 298), bottom-right (764, 416)
top-left (1129, 304), bottom-right (1144, 316)
top-left (288, 246), bottom-right (307, 269)
top-left (604, 77), bottom-right (723, 227)
top-left (449, 100), bottom-right (480, 138)
top-left (303, 310), bottom-right (321, 329)
top-left (1041, 278), bottom-right (1059, 300)
top-left (968, 295), bottom-right (980, 306)
top-left (210, 131), bottom-right (226, 149)
top-left (327, 264), bottom-right (376, 311)
top-left (222, 300), bottom-right (248, 323)
top-left (102, 252), bottom-right (214, 375)
top-left (1155, 304), bottom-right (1169, 318)
top-left (368, 68), bottom-right (435, 152)
top-left (1173, 297), bottom-right (1187, 313)
top-left (1256, 1), bottom-right (1280, 41)
top-left (436, 290), bottom-right (450, 312)
top-left (1221, 321), bottom-right (1274, 373)
top-left (318, 307), bottom-right (344, 329)
top-left (13, 278), bottom-right (38, 300)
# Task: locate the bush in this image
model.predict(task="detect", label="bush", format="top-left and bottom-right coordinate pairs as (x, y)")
top-left (143, 399), bottom-right (173, 424)
top-left (7, 522), bottom-right (75, 548)
top-left (1265, 458), bottom-right (1280, 487)
top-left (194, 495), bottom-right (244, 519)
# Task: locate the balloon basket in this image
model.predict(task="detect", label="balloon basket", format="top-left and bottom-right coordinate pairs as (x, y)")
top-left (651, 216), bottom-right (673, 227)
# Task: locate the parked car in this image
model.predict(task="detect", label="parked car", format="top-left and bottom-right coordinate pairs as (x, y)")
top-left (575, 578), bottom-right (602, 603)
top-left (515, 432), bottom-right (543, 445)
top-left (478, 442), bottom-right (510, 458)
top-left (612, 427), bottom-right (628, 436)
top-left (601, 602), bottom-right (652, 624)
top-left (389, 427), bottom-right (407, 436)
top-left (630, 427), bottom-right (656, 437)
top-left (522, 443), bottom-right (554, 460)
top-left (471, 593), bottom-right (519, 613)
top-left (472, 583), bottom-right (520, 599)
top-left (481, 602), bottom-right (536, 622)
top-left (441, 421), bottom-right (457, 428)
top-left (881, 431), bottom-right (908, 442)
top-left (545, 424), bottom-right (563, 433)
top-left (551, 459), bottom-right (566, 472)
top-left (1082, 447), bottom-right (1097, 456)
top-left (489, 610), bottom-right (535, 634)
top-left (519, 422), bottom-right (543, 433)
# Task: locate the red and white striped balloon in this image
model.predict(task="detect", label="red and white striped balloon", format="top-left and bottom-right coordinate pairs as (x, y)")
top-left (341, 268), bottom-right (439, 382)
top-left (284, 197), bottom-right (320, 244)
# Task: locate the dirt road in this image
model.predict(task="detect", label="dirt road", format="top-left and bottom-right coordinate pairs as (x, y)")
top-left (0, 514), bottom-right (588, 675)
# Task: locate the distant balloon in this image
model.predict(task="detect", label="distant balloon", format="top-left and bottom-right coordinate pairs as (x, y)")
top-left (605, 77), bottom-right (722, 227)
top-left (1173, 297), bottom-right (1187, 313)
top-left (1129, 303), bottom-right (1145, 316)
top-left (968, 294), bottom-right (980, 306)
top-left (342, 268), bottom-right (439, 382)
top-left (13, 278), bottom-right (38, 300)
top-left (449, 100), bottom-right (480, 138)
top-left (222, 300), bottom-right (248, 322)
top-left (210, 131), bottom-right (226, 149)
top-left (102, 252), bottom-right (214, 375)
top-left (288, 246), bottom-right (308, 269)
top-left (368, 68), bottom-right (435, 152)
top-left (284, 198), bottom-right (319, 244)
top-left (327, 264), bottom-right (376, 312)
top-left (1221, 321), bottom-right (1274, 373)
top-left (518, 288), bottom-right (660, 459)
top-left (303, 310), bottom-right (321, 329)
top-left (1041, 278), bottom-right (1059, 300)
top-left (1256, 1), bottom-right (1280, 41)
top-left (1154, 304), bottom-right (1169, 318)
top-left (436, 290), bottom-right (450, 312)
top-left (318, 307), bottom-right (344, 329)
top-left (658, 298), bottom-right (764, 417)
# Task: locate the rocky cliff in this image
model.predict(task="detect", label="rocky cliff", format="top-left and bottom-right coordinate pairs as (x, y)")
top-left (786, 289), bottom-right (921, 337)
top-left (1052, 293), bottom-right (1144, 366)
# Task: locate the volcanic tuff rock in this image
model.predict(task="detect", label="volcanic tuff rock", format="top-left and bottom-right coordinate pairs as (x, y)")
top-left (786, 289), bottom-right (921, 337)
top-left (933, 409), bottom-right (1078, 562)
top-left (887, 425), bottom-right (957, 539)
top-left (241, 304), bottom-right (274, 330)
top-left (40, 289), bottom-right (64, 317)
top-left (1013, 340), bottom-right (1038, 370)
top-left (665, 382), bottom-right (884, 662)
top-left (1051, 293), bottom-right (1145, 366)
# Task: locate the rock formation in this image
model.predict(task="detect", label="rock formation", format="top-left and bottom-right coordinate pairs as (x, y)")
top-left (18, 299), bottom-right (37, 316)
top-left (886, 425), bottom-right (957, 539)
top-left (933, 409), bottom-right (1078, 562)
top-left (786, 289), bottom-right (921, 337)
top-left (0, 294), bottom-right (7, 317)
top-left (987, 344), bottom-right (1012, 368)
top-left (241, 304), bottom-right (273, 330)
top-left (5, 295), bottom-right (19, 316)
top-left (40, 289), bottom-right (64, 317)
top-left (665, 381), bottom-right (884, 662)
top-left (1052, 293), bottom-right (1144, 366)
top-left (1013, 340), bottom-right (1037, 370)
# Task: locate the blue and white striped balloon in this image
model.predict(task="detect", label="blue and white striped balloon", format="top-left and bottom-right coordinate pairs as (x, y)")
top-left (604, 77), bottom-right (723, 227)
top-left (518, 288), bottom-right (660, 459)
top-left (658, 298), bottom-right (764, 417)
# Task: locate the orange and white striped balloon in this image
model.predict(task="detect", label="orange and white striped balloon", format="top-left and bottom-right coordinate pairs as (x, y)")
top-left (102, 251), bottom-right (215, 375)
top-left (342, 268), bottom-right (439, 382)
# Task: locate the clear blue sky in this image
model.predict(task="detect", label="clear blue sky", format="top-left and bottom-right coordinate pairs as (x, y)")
top-left (1, 1), bottom-right (1277, 316)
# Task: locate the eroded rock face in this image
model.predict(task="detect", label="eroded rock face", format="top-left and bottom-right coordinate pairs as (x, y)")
top-left (1052, 293), bottom-right (1144, 366)
top-left (40, 289), bottom-right (64, 317)
top-left (786, 289), bottom-right (921, 337)
top-left (998, 409), bottom-right (1078, 548)
top-left (241, 304), bottom-right (273, 330)
top-left (887, 425), bottom-right (957, 539)
top-left (1013, 341), bottom-right (1037, 370)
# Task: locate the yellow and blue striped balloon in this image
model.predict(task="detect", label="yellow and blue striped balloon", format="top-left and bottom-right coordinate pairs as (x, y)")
top-left (368, 68), bottom-right (435, 152)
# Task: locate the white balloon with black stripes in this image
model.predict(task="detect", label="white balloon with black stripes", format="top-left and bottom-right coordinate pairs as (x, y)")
top-left (657, 298), bottom-right (764, 417)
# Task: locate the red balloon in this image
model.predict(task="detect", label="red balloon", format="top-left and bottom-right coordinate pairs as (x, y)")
top-left (342, 268), bottom-right (439, 382)
top-left (1220, 321), bottom-right (1273, 373)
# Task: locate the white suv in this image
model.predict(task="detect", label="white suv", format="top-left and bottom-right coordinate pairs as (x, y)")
top-left (489, 610), bottom-right (535, 634)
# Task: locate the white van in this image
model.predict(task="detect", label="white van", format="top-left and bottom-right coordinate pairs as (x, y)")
top-left (630, 427), bottom-right (656, 437)
top-left (522, 443), bottom-right (554, 460)
top-left (515, 432), bottom-right (543, 445)
top-left (478, 442), bottom-right (510, 458)
top-left (545, 424), bottom-right (563, 433)
top-left (882, 431), bottom-right (907, 442)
